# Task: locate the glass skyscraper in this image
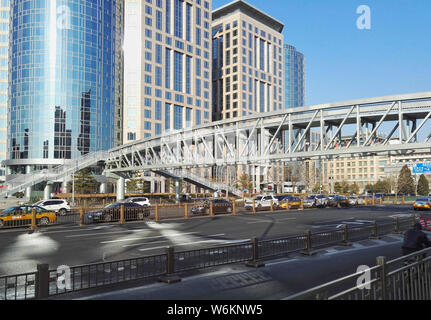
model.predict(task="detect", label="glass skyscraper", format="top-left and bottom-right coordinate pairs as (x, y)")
top-left (284, 44), bottom-right (305, 109)
top-left (0, 0), bottom-right (8, 182)
top-left (6, 0), bottom-right (123, 175)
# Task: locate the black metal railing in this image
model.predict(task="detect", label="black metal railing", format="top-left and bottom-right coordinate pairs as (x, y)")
top-left (0, 215), bottom-right (416, 300)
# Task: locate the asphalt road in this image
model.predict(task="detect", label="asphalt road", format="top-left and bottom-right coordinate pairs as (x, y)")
top-left (0, 205), bottom-right (416, 276)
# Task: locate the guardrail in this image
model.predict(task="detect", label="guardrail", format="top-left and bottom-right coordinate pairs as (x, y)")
top-left (0, 215), bottom-right (416, 300)
top-left (286, 246), bottom-right (431, 300)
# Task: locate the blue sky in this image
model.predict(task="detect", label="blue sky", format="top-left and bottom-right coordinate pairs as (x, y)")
top-left (212, 0), bottom-right (431, 106)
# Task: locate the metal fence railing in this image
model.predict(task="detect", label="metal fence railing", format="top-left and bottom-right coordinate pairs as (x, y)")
top-left (286, 246), bottom-right (431, 300)
top-left (0, 215), bottom-right (417, 300)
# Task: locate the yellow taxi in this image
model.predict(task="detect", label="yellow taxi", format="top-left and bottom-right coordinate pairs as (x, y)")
top-left (280, 196), bottom-right (302, 209)
top-left (0, 205), bottom-right (57, 228)
top-left (413, 197), bottom-right (431, 211)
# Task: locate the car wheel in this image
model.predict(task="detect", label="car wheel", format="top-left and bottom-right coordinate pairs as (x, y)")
top-left (104, 214), bottom-right (112, 222)
top-left (58, 209), bottom-right (67, 216)
top-left (205, 208), bottom-right (210, 215)
top-left (227, 207), bottom-right (232, 213)
top-left (39, 217), bottom-right (50, 225)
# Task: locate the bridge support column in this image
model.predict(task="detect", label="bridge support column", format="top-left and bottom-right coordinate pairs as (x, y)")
top-left (116, 177), bottom-right (125, 202)
top-left (175, 180), bottom-right (180, 204)
top-left (25, 165), bottom-right (32, 199)
top-left (151, 180), bottom-right (156, 193)
top-left (43, 182), bottom-right (53, 200)
top-left (161, 178), bottom-right (166, 193)
top-left (61, 180), bottom-right (69, 194)
top-left (99, 182), bottom-right (108, 194)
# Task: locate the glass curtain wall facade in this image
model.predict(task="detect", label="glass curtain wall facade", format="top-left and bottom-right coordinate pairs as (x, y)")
top-left (123, 0), bottom-right (212, 143)
top-left (0, 0), bottom-right (8, 181)
top-left (283, 44), bottom-right (305, 109)
top-left (7, 0), bottom-right (123, 174)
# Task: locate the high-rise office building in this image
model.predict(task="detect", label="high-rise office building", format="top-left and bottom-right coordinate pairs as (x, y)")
top-left (0, 0), bottom-right (8, 182)
top-left (212, 0), bottom-right (284, 121)
top-left (123, 0), bottom-right (212, 143)
top-left (284, 44), bottom-right (305, 109)
top-left (7, 0), bottom-right (123, 177)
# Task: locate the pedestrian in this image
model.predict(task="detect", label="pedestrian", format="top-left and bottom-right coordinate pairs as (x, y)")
top-left (402, 222), bottom-right (431, 256)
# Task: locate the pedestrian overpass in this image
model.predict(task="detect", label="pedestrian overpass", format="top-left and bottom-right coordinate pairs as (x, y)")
top-left (2, 91), bottom-right (431, 199)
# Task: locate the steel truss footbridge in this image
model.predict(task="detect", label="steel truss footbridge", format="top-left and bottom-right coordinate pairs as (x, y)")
top-left (2, 91), bottom-right (431, 198)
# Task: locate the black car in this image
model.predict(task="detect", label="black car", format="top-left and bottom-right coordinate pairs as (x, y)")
top-left (191, 199), bottom-right (233, 215)
top-left (328, 195), bottom-right (350, 208)
top-left (88, 202), bottom-right (150, 223)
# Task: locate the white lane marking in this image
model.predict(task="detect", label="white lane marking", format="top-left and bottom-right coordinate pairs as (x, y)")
top-left (277, 218), bottom-right (297, 222)
top-left (137, 238), bottom-right (248, 252)
top-left (247, 220), bottom-right (273, 224)
top-left (100, 232), bottom-right (199, 244)
top-left (66, 229), bottom-right (151, 238)
top-left (121, 234), bottom-right (225, 248)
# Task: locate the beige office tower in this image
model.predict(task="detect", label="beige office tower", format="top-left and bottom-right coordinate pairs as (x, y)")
top-left (123, 0), bottom-right (213, 193)
top-left (0, 1), bottom-right (8, 183)
top-left (212, 0), bottom-right (284, 193)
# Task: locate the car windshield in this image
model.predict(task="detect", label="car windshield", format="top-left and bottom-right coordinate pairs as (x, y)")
top-left (306, 196), bottom-right (316, 200)
top-left (0, 206), bottom-right (18, 216)
top-left (104, 203), bottom-right (119, 209)
top-left (254, 196), bottom-right (262, 201)
top-left (417, 198), bottom-right (429, 202)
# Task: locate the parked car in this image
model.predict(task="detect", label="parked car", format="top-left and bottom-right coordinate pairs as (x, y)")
top-left (87, 202), bottom-right (150, 223)
top-left (245, 195), bottom-right (280, 211)
top-left (280, 196), bottom-right (302, 209)
top-left (124, 197), bottom-right (151, 207)
top-left (414, 197), bottom-right (431, 211)
top-left (33, 199), bottom-right (71, 216)
top-left (303, 195), bottom-right (328, 208)
top-left (0, 205), bottom-right (57, 228)
top-left (329, 195), bottom-right (350, 208)
top-left (191, 199), bottom-right (233, 215)
top-left (349, 196), bottom-right (359, 206)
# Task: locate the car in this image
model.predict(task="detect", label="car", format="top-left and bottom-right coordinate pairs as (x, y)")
top-left (34, 199), bottom-right (71, 216)
top-left (191, 199), bottom-right (233, 215)
top-left (349, 196), bottom-right (359, 206)
top-left (87, 202), bottom-right (150, 223)
top-left (247, 195), bottom-right (280, 211)
top-left (0, 205), bottom-right (57, 228)
top-left (329, 195), bottom-right (351, 208)
top-left (245, 196), bottom-right (263, 210)
top-left (414, 197), bottom-right (431, 211)
top-left (303, 195), bottom-right (328, 208)
top-left (124, 197), bottom-right (151, 207)
top-left (280, 196), bottom-right (302, 209)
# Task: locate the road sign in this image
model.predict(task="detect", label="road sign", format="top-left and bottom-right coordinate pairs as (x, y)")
top-left (413, 163), bottom-right (431, 174)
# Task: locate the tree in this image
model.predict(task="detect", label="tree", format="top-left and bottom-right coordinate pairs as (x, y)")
top-left (67, 168), bottom-right (99, 194)
top-left (238, 173), bottom-right (253, 193)
top-left (126, 178), bottom-right (150, 194)
top-left (340, 181), bottom-right (350, 194)
top-left (334, 182), bottom-right (342, 193)
top-left (398, 165), bottom-right (415, 195)
top-left (417, 174), bottom-right (430, 196)
top-left (349, 183), bottom-right (360, 195)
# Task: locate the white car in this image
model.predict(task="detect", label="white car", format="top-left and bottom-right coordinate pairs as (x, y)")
top-left (245, 195), bottom-right (279, 210)
top-left (124, 197), bottom-right (151, 207)
top-left (34, 199), bottom-right (71, 216)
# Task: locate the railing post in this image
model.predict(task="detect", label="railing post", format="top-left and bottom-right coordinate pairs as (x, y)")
top-left (246, 237), bottom-right (265, 268)
top-left (300, 199), bottom-right (304, 211)
top-left (270, 200), bottom-right (274, 212)
top-left (301, 230), bottom-right (315, 256)
top-left (79, 207), bottom-right (84, 227)
top-left (31, 208), bottom-right (37, 230)
top-left (84, 199), bottom-right (88, 208)
top-left (159, 247), bottom-right (181, 284)
top-left (232, 199), bottom-right (237, 215)
top-left (35, 264), bottom-right (50, 299)
top-left (340, 224), bottom-right (352, 246)
top-left (286, 200), bottom-right (290, 211)
top-left (210, 201), bottom-right (214, 217)
top-left (370, 221), bottom-right (380, 240)
top-left (184, 203), bottom-right (189, 219)
top-left (252, 200), bottom-right (256, 214)
top-left (120, 204), bottom-right (125, 224)
top-left (155, 204), bottom-right (159, 222)
top-left (376, 256), bottom-right (388, 300)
